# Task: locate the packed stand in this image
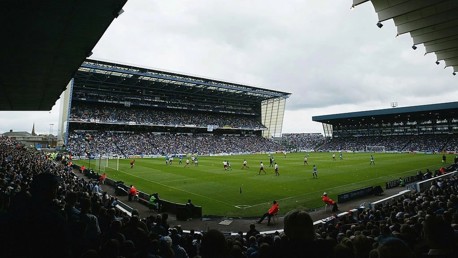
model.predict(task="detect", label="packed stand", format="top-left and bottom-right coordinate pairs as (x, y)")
top-left (1, 136), bottom-right (458, 257)
top-left (403, 134), bottom-right (450, 153)
top-left (70, 103), bottom-right (265, 130)
top-left (281, 133), bottom-right (325, 151)
top-left (318, 134), bottom-right (458, 153)
top-left (312, 174), bottom-right (458, 258)
top-left (67, 131), bottom-right (284, 157)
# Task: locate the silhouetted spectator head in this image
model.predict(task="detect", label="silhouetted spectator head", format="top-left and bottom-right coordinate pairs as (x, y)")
top-left (333, 243), bottom-right (354, 258)
top-left (352, 235), bottom-right (373, 258)
top-left (423, 215), bottom-right (455, 250)
top-left (372, 237), bottom-right (414, 258)
top-left (283, 209), bottom-right (315, 241)
top-left (80, 197), bottom-right (92, 213)
top-left (30, 173), bottom-right (61, 201)
top-left (65, 191), bottom-right (78, 206)
top-left (121, 240), bottom-right (136, 257)
top-left (200, 229), bottom-right (228, 258)
top-left (100, 239), bottom-right (120, 258)
top-left (131, 209), bottom-right (139, 217)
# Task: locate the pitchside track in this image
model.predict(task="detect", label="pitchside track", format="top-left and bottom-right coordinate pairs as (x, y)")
top-left (76, 152), bottom-right (452, 217)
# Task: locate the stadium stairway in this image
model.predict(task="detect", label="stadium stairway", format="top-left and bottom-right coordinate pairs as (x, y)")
top-left (73, 169), bottom-right (403, 234)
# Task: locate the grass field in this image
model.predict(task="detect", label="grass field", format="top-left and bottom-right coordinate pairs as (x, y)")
top-left (75, 152), bottom-right (453, 217)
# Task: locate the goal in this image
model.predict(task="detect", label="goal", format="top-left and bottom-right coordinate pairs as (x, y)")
top-left (103, 156), bottom-right (121, 171)
top-left (365, 146), bottom-right (386, 153)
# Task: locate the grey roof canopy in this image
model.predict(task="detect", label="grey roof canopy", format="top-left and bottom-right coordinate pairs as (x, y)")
top-left (74, 59), bottom-right (291, 109)
top-left (0, 0), bottom-right (127, 111)
top-left (352, 0), bottom-right (458, 74)
top-left (312, 101), bottom-right (458, 125)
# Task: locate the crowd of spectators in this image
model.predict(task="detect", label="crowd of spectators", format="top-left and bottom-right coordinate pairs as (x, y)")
top-left (318, 134), bottom-right (458, 153)
top-left (1, 135), bottom-right (458, 257)
top-left (0, 136), bottom-right (133, 257)
top-left (67, 132), bottom-right (283, 157)
top-left (66, 129), bottom-right (458, 158)
top-left (310, 174), bottom-right (458, 258)
top-left (70, 103), bottom-right (265, 130)
top-left (281, 133), bottom-right (325, 151)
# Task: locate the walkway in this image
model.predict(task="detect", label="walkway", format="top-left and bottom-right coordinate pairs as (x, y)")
top-left (80, 171), bottom-right (403, 234)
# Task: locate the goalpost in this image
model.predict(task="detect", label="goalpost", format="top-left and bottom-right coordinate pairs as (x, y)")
top-left (104, 155), bottom-right (120, 171)
top-left (365, 146), bottom-right (386, 153)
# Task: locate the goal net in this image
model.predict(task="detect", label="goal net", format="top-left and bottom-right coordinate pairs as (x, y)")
top-left (104, 156), bottom-right (121, 171)
top-left (365, 146), bottom-right (386, 153)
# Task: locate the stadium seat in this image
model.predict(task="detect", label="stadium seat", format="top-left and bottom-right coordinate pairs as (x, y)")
top-left (324, 203), bottom-right (330, 212)
top-left (270, 212), bottom-right (279, 225)
top-left (115, 186), bottom-right (128, 196)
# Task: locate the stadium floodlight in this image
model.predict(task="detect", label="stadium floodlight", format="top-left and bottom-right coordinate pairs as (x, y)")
top-left (412, 45), bottom-right (417, 50)
top-left (376, 22), bottom-right (383, 28)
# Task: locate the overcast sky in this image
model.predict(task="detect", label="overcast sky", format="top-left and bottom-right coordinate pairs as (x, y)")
top-left (1, 0), bottom-right (457, 135)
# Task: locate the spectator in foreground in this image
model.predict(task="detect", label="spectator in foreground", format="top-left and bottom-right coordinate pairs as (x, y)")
top-left (245, 223), bottom-right (260, 240)
top-left (281, 209), bottom-right (321, 258)
top-left (199, 229), bottom-right (229, 258)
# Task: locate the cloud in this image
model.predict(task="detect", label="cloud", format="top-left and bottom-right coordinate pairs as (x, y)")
top-left (0, 100), bottom-right (60, 135)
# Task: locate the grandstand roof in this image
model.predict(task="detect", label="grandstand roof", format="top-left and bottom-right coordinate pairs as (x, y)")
top-left (74, 59), bottom-right (291, 106)
top-left (312, 101), bottom-right (458, 125)
top-left (352, 0), bottom-right (458, 75)
top-left (0, 0), bottom-right (127, 111)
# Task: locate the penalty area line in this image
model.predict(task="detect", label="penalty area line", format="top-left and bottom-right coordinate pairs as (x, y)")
top-left (235, 205), bottom-right (252, 209)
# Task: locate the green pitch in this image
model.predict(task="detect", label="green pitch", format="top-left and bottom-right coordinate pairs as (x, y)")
top-left (76, 152), bottom-right (452, 217)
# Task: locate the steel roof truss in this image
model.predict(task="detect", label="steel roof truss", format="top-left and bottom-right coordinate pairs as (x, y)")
top-left (395, 9), bottom-right (458, 35)
top-left (375, 0), bottom-right (439, 23)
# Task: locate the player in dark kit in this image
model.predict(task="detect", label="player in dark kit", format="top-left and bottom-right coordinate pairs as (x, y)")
top-left (130, 159), bottom-right (135, 169)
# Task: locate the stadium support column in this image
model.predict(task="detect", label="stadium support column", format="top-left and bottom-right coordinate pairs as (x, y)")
top-left (261, 97), bottom-right (286, 138)
top-left (322, 123), bottom-right (333, 138)
top-left (58, 79), bottom-right (74, 147)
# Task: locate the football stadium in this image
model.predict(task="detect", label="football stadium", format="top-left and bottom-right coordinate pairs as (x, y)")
top-left (1, 1), bottom-right (458, 258)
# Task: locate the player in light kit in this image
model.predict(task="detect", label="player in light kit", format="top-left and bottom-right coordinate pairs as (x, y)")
top-left (241, 159), bottom-right (249, 169)
top-left (184, 158), bottom-right (190, 167)
top-left (259, 161), bottom-right (266, 175)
